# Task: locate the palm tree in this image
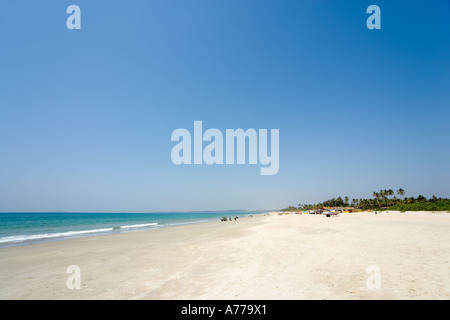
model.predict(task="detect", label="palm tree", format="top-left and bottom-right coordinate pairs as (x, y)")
top-left (388, 189), bottom-right (394, 206)
top-left (382, 189), bottom-right (389, 207)
top-left (371, 199), bottom-right (377, 210)
top-left (377, 190), bottom-right (383, 207)
top-left (417, 195), bottom-right (426, 202)
top-left (397, 188), bottom-right (405, 204)
top-left (373, 192), bottom-right (381, 208)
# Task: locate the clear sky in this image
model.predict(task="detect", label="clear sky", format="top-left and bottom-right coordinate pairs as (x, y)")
top-left (0, 0), bottom-right (449, 212)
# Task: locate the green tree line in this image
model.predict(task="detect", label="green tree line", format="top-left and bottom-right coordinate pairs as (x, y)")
top-left (282, 189), bottom-right (450, 212)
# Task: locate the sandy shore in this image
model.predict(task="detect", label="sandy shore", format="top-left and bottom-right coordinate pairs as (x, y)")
top-left (1, 212), bottom-right (449, 299)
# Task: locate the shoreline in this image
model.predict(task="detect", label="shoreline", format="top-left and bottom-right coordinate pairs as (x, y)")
top-left (1, 211), bottom-right (449, 299)
top-left (0, 212), bottom-right (262, 249)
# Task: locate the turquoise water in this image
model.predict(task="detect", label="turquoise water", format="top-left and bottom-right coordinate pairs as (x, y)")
top-left (0, 212), bottom-right (257, 247)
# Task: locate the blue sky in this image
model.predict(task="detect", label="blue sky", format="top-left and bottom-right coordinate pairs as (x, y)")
top-left (0, 0), bottom-right (449, 212)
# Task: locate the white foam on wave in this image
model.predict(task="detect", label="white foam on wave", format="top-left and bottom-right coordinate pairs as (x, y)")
top-left (0, 222), bottom-right (160, 245)
top-left (0, 228), bottom-right (113, 244)
top-left (119, 223), bottom-right (158, 229)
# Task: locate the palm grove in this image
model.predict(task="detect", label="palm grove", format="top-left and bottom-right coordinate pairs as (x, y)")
top-left (282, 189), bottom-right (450, 212)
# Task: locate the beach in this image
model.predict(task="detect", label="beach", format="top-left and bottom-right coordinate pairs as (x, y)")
top-left (0, 212), bottom-right (449, 300)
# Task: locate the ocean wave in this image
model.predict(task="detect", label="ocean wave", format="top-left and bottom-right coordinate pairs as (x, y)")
top-left (0, 228), bottom-right (113, 244)
top-left (119, 223), bottom-right (158, 229)
top-left (0, 223), bottom-right (160, 245)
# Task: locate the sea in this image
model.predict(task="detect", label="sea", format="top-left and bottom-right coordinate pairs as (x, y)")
top-left (0, 211), bottom-right (259, 248)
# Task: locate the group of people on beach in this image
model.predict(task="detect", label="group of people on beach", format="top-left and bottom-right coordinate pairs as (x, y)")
top-left (221, 216), bottom-right (239, 222)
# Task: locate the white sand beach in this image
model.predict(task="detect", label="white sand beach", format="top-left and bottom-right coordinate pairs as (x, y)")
top-left (0, 211), bottom-right (449, 299)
